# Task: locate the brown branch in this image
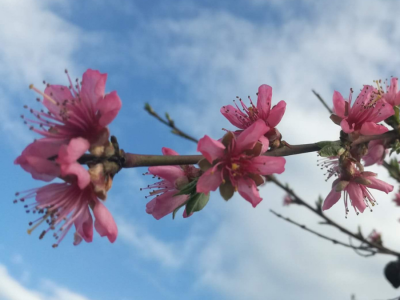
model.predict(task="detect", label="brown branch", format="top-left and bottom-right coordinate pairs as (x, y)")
top-left (312, 90), bottom-right (333, 114)
top-left (144, 103), bottom-right (199, 143)
top-left (270, 209), bottom-right (377, 255)
top-left (267, 175), bottom-right (400, 257)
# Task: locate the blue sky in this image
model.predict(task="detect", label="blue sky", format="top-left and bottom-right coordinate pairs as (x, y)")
top-left (2, 0), bottom-right (400, 299)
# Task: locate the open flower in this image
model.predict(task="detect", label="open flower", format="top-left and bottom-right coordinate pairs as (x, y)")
top-left (331, 85), bottom-right (394, 136)
top-left (220, 84), bottom-right (286, 147)
top-left (323, 170), bottom-right (393, 215)
top-left (196, 119), bottom-right (286, 207)
top-left (25, 69), bottom-right (122, 145)
top-left (14, 137), bottom-right (117, 246)
top-left (143, 147), bottom-right (201, 220)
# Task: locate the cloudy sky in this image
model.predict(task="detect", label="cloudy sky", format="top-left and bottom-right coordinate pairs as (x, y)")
top-left (1, 0), bottom-right (400, 299)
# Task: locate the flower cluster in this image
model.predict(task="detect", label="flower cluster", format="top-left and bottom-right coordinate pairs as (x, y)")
top-left (322, 82), bottom-right (397, 215)
top-left (143, 85), bottom-right (287, 219)
top-left (14, 69), bottom-right (121, 247)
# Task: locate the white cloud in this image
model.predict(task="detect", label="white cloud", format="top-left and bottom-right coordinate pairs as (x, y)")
top-left (0, 264), bottom-right (91, 300)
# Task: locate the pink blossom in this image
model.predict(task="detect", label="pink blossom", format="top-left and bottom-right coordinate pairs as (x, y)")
top-left (14, 182), bottom-right (117, 247)
top-left (368, 229), bottom-right (382, 245)
top-left (25, 69), bottom-right (122, 145)
top-left (323, 171), bottom-right (393, 215)
top-left (14, 139), bottom-right (64, 181)
top-left (283, 194), bottom-right (292, 206)
top-left (220, 84), bottom-right (286, 145)
top-left (15, 137), bottom-right (90, 186)
top-left (377, 78), bottom-right (400, 107)
top-left (143, 147), bottom-right (201, 220)
top-left (197, 119), bottom-right (286, 207)
top-left (362, 140), bottom-right (386, 166)
top-left (332, 85), bottom-right (393, 136)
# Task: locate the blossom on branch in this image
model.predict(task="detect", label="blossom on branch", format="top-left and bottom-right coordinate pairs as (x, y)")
top-left (25, 69), bottom-right (122, 146)
top-left (375, 77), bottom-right (400, 107)
top-left (14, 138), bottom-right (117, 247)
top-left (368, 229), bottom-right (382, 245)
top-left (220, 84), bottom-right (286, 147)
top-left (143, 147), bottom-right (201, 220)
top-left (196, 119), bottom-right (286, 207)
top-left (322, 156), bottom-right (393, 215)
top-left (331, 85), bottom-right (394, 136)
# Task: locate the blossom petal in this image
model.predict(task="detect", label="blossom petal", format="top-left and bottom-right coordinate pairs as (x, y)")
top-left (148, 166), bottom-right (185, 183)
top-left (237, 177), bottom-right (262, 207)
top-left (332, 91), bottom-right (346, 118)
top-left (57, 138), bottom-right (90, 164)
top-left (197, 135), bottom-right (225, 163)
top-left (146, 190), bottom-right (189, 220)
top-left (257, 84), bottom-right (272, 119)
top-left (367, 177), bottom-right (394, 194)
top-left (80, 69), bottom-right (107, 106)
top-left (162, 147), bottom-right (179, 156)
top-left (235, 119), bottom-right (269, 154)
top-left (43, 84), bottom-right (74, 116)
top-left (249, 156), bottom-right (286, 175)
top-left (93, 199), bottom-right (118, 243)
top-left (340, 119), bottom-right (354, 133)
top-left (363, 140), bottom-right (385, 166)
top-left (74, 206), bottom-right (93, 244)
top-left (15, 139), bottom-right (63, 181)
top-left (360, 122), bottom-right (388, 135)
top-left (196, 168), bottom-right (223, 194)
top-left (367, 100), bottom-right (394, 123)
top-left (322, 188), bottom-right (341, 211)
top-left (268, 100), bottom-right (286, 127)
top-left (259, 135), bottom-right (269, 154)
top-left (220, 105), bottom-right (246, 129)
top-left (347, 182), bottom-right (366, 213)
top-left (97, 91), bottom-right (122, 127)
top-left (61, 163), bottom-right (90, 189)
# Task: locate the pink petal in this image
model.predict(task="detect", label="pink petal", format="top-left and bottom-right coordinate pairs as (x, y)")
top-left (197, 135), bottom-right (225, 163)
top-left (43, 84), bottom-right (74, 116)
top-left (220, 105), bottom-right (246, 129)
top-left (148, 166), bottom-right (186, 183)
top-left (360, 122), bottom-right (388, 135)
top-left (196, 168), bottom-right (223, 194)
top-left (267, 100), bottom-right (286, 128)
top-left (237, 177), bottom-right (262, 207)
top-left (322, 188), bottom-right (341, 211)
top-left (74, 206), bottom-right (93, 244)
top-left (340, 119), bottom-right (354, 133)
top-left (256, 84), bottom-right (272, 119)
top-left (367, 100), bottom-right (394, 123)
top-left (235, 119), bottom-right (269, 154)
top-left (367, 177), bottom-right (394, 194)
top-left (363, 140), bottom-right (385, 166)
top-left (80, 69), bottom-right (107, 106)
top-left (182, 209), bottom-right (193, 218)
top-left (15, 139), bottom-right (63, 181)
top-left (332, 91), bottom-right (346, 118)
top-left (389, 77), bottom-right (398, 94)
top-left (97, 91), bottom-right (122, 127)
top-left (249, 156), bottom-right (286, 175)
top-left (61, 163), bottom-right (90, 189)
top-left (259, 135), bottom-right (269, 154)
top-left (346, 182), bottom-right (366, 213)
top-left (146, 190), bottom-right (189, 220)
top-left (93, 199), bottom-right (118, 243)
top-left (162, 147), bottom-right (179, 156)
top-left (57, 138), bottom-right (90, 164)
top-left (146, 198), bottom-right (157, 214)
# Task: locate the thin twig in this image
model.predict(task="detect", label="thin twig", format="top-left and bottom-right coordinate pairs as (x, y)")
top-left (312, 90), bottom-right (333, 114)
top-left (144, 103), bottom-right (199, 143)
top-left (270, 209), bottom-right (377, 255)
top-left (267, 175), bottom-right (400, 257)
